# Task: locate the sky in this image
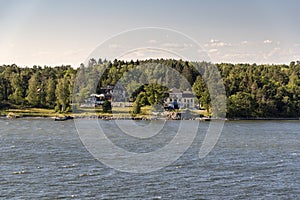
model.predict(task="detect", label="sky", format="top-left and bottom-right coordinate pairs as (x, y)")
top-left (0, 0), bottom-right (300, 67)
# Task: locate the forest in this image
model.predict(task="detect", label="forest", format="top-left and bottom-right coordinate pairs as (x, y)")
top-left (1, 58), bottom-right (300, 118)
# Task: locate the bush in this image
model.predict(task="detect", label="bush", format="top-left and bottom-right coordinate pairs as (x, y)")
top-left (102, 100), bottom-right (112, 113)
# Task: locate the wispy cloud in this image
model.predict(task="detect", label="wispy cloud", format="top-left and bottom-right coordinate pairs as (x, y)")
top-left (161, 42), bottom-right (192, 51)
top-left (208, 49), bottom-right (218, 53)
top-left (221, 53), bottom-right (258, 61)
top-left (263, 47), bottom-right (281, 59)
top-left (263, 40), bottom-right (272, 44)
top-left (148, 39), bottom-right (157, 44)
top-left (205, 39), bottom-right (232, 48)
top-left (119, 49), bottom-right (181, 61)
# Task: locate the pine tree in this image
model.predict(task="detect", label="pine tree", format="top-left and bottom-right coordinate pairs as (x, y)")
top-left (192, 76), bottom-right (210, 111)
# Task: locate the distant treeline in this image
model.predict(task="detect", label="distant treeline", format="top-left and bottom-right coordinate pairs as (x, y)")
top-left (1, 59), bottom-right (300, 118)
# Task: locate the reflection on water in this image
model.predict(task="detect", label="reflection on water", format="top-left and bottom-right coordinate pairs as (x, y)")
top-left (0, 119), bottom-right (299, 199)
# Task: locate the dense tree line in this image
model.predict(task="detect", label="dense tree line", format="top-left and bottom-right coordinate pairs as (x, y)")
top-left (1, 59), bottom-right (300, 117)
top-left (0, 64), bottom-right (76, 112)
top-left (218, 62), bottom-right (300, 118)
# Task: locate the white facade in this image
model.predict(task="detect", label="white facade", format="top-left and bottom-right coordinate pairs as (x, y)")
top-left (165, 88), bottom-right (196, 109)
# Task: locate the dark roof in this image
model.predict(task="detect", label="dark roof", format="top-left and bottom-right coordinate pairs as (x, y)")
top-left (182, 93), bottom-right (195, 98)
top-left (101, 84), bottom-right (114, 90)
top-left (169, 88), bottom-right (181, 93)
top-left (169, 88), bottom-right (195, 98)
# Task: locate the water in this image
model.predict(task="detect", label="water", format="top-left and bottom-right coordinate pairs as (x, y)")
top-left (0, 119), bottom-right (299, 199)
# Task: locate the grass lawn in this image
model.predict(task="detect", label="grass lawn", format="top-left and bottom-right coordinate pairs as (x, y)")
top-left (2, 108), bottom-right (58, 117)
top-left (1, 105), bottom-right (209, 119)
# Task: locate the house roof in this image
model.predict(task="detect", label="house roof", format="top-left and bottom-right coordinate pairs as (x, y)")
top-left (182, 93), bottom-right (195, 98)
top-left (168, 88), bottom-right (196, 98)
top-left (101, 84), bottom-right (114, 90)
top-left (169, 88), bottom-right (181, 93)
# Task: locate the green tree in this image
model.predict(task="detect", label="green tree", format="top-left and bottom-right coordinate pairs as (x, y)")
top-left (132, 99), bottom-right (141, 114)
top-left (39, 82), bottom-right (47, 107)
top-left (46, 78), bottom-right (56, 108)
top-left (9, 73), bottom-right (24, 105)
top-left (2, 66), bottom-right (14, 101)
top-left (26, 73), bottom-right (40, 107)
top-left (192, 76), bottom-right (211, 111)
top-left (55, 78), bottom-right (70, 112)
top-left (145, 84), bottom-right (167, 105)
top-left (136, 92), bottom-right (148, 106)
top-left (102, 100), bottom-right (112, 113)
top-left (227, 92), bottom-right (256, 118)
top-left (0, 74), bottom-right (4, 102)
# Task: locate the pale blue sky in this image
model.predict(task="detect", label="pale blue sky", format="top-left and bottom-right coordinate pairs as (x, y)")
top-left (0, 0), bottom-right (300, 67)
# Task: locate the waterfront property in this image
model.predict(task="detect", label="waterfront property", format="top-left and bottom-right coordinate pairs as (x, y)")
top-left (80, 94), bottom-right (105, 107)
top-left (164, 88), bottom-right (197, 109)
top-left (80, 84), bottom-right (128, 108)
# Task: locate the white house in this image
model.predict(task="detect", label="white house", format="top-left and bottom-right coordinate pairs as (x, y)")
top-left (165, 88), bottom-right (197, 109)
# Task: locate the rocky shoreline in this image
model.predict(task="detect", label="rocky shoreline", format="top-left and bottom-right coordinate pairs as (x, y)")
top-left (2, 113), bottom-right (299, 121)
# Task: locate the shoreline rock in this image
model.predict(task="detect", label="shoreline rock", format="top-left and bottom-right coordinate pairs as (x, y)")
top-left (1, 113), bottom-right (299, 121)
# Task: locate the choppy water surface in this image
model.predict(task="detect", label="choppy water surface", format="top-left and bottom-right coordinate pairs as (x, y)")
top-left (0, 119), bottom-right (299, 199)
